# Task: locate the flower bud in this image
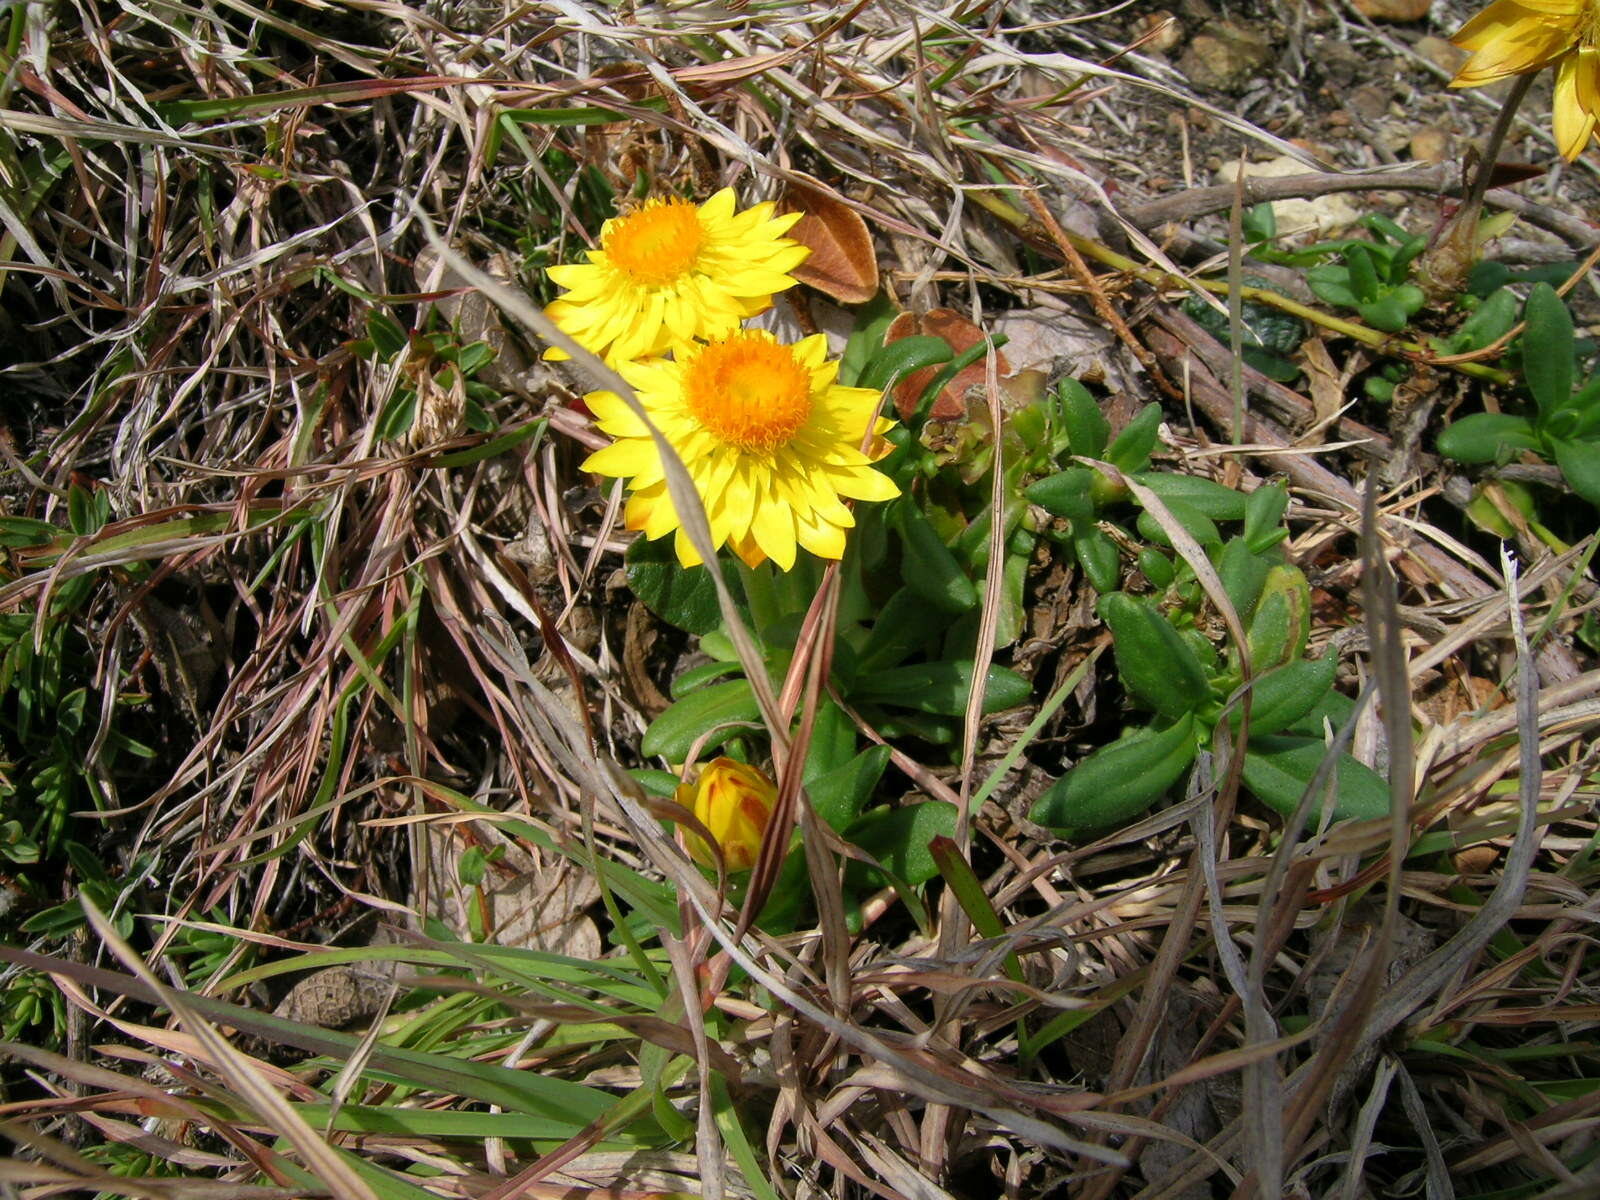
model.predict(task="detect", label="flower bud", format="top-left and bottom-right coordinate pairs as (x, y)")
top-left (676, 758), bottom-right (777, 872)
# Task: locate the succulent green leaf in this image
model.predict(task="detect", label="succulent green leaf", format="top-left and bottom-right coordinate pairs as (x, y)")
top-left (1454, 287), bottom-right (1518, 351)
top-left (850, 661), bottom-right (1031, 716)
top-left (1306, 269), bottom-right (1359, 309)
top-left (1135, 499), bottom-right (1220, 550)
top-left (1435, 413), bottom-right (1539, 464)
top-left (807, 745), bottom-right (892, 834)
top-left (1552, 438), bottom-right (1600, 506)
top-left (641, 679), bottom-right (759, 761)
top-left (1105, 403), bottom-right (1163, 474)
top-left (626, 536), bottom-right (739, 635)
top-left (1243, 482), bottom-right (1289, 550)
top-left (1057, 378), bottom-right (1110, 459)
top-left (857, 587), bottom-right (945, 672)
top-left (1072, 524), bottom-right (1122, 594)
top-left (1132, 474), bottom-right (1248, 521)
top-left (1027, 468), bottom-right (1096, 522)
top-left (1243, 736), bottom-right (1390, 823)
top-left (1357, 296), bottom-right (1410, 334)
top-left (1522, 283), bottom-right (1574, 414)
top-left (1139, 547), bottom-right (1176, 590)
top-left (895, 500), bottom-right (978, 613)
top-left (1029, 713), bottom-right (1198, 835)
top-left (1224, 654), bottom-right (1338, 736)
top-left (858, 335), bottom-right (951, 392)
top-left (1346, 245), bottom-right (1381, 304)
top-left (1100, 592), bottom-right (1213, 720)
top-left (1218, 535), bottom-right (1271, 624)
top-left (1248, 565), bottom-right (1311, 670)
top-left (849, 801), bottom-right (959, 886)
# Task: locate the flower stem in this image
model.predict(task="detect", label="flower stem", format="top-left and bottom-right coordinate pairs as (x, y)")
top-left (1422, 71), bottom-right (1538, 297)
top-left (736, 559), bottom-right (781, 634)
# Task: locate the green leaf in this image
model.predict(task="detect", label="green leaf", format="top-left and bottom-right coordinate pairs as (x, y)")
top-left (1522, 283), bottom-right (1574, 413)
top-left (669, 660), bottom-right (745, 699)
top-left (1242, 201), bottom-right (1277, 243)
top-left (1242, 482), bottom-right (1289, 550)
top-left (1139, 547), bottom-right (1175, 590)
top-left (1134, 499), bottom-right (1219, 550)
top-left (928, 836), bottom-right (1024, 983)
top-left (1248, 566), bottom-right (1312, 670)
top-left (1072, 524), bottom-right (1122, 594)
top-left (849, 801), bottom-right (958, 886)
top-left (850, 661), bottom-right (1030, 715)
top-left (1357, 296), bottom-right (1410, 334)
top-left (462, 397), bottom-right (494, 432)
top-left (1057, 378), bottom-right (1110, 458)
top-left (857, 588), bottom-right (944, 672)
top-left (894, 499), bottom-right (977, 613)
top-left (0, 516), bottom-right (62, 549)
top-left (803, 700), bottom-right (858, 782)
top-left (629, 768), bottom-right (681, 798)
top-left (366, 310), bottom-right (408, 359)
top-left (1468, 261), bottom-right (1513, 296)
top-left (1552, 439), bottom-right (1600, 506)
top-left (1105, 402), bottom-right (1162, 474)
top-left (1242, 348), bottom-right (1300, 382)
top-left (1224, 654), bottom-right (1338, 736)
top-left (375, 390), bottom-right (418, 441)
top-left (1133, 472), bottom-right (1248, 521)
top-left (1346, 245), bottom-right (1381, 305)
top-left (67, 486), bottom-right (104, 537)
top-left (858, 335), bottom-right (951, 392)
top-left (1306, 269), bottom-right (1359, 309)
top-left (640, 679), bottom-right (759, 761)
top-left (807, 745), bottom-right (891, 833)
top-left (837, 293), bottom-right (899, 387)
top-left (1027, 468), bottom-right (1095, 522)
top-left (1435, 413), bottom-right (1539, 464)
top-left (1099, 592), bottom-right (1212, 720)
top-left (1218, 535), bottom-right (1271, 624)
top-left (454, 341), bottom-right (496, 376)
top-left (1029, 713), bottom-right (1198, 835)
top-left (1242, 736), bottom-right (1390, 823)
top-left (626, 536), bottom-right (737, 636)
top-left (1454, 287), bottom-right (1518, 351)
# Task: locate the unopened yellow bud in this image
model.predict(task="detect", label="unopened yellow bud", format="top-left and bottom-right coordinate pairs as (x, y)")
top-left (676, 758), bottom-right (777, 872)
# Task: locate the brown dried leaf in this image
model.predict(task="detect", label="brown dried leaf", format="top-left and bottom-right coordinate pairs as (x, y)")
top-left (884, 308), bottom-right (1010, 421)
top-left (781, 174), bottom-right (879, 305)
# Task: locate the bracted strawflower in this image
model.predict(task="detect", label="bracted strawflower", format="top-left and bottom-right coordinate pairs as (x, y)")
top-left (677, 757), bottom-right (777, 872)
top-left (544, 189), bottom-right (810, 365)
top-left (1450, 0), bottom-right (1600, 159)
top-left (581, 329), bottom-right (900, 570)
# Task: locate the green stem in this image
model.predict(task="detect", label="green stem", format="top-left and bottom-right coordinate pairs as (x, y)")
top-left (736, 559), bottom-right (781, 635)
top-left (1463, 71), bottom-right (1538, 223)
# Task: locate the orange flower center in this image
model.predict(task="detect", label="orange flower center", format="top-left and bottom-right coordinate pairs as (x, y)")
top-left (604, 198), bottom-right (704, 286)
top-left (683, 333), bottom-right (814, 453)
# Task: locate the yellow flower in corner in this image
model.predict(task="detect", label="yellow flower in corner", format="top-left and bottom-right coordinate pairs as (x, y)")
top-left (545, 189), bottom-right (810, 365)
top-left (1450, 0), bottom-right (1600, 159)
top-left (677, 757), bottom-right (777, 872)
top-left (581, 330), bottom-right (900, 570)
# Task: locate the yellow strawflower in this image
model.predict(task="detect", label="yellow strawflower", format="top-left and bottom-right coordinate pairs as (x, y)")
top-left (1450, 0), bottom-right (1600, 159)
top-left (581, 329), bottom-right (900, 571)
top-left (544, 189), bottom-right (810, 365)
top-left (677, 757), bottom-right (777, 872)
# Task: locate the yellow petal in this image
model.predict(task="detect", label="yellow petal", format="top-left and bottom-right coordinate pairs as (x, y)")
top-left (795, 508), bottom-right (848, 561)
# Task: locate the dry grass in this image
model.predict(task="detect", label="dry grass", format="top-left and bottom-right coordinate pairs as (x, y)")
top-left (2, 1), bottom-right (1599, 1198)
